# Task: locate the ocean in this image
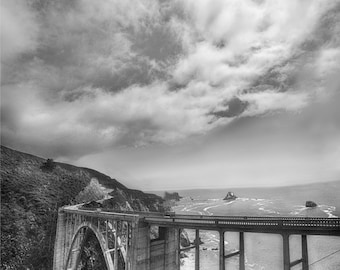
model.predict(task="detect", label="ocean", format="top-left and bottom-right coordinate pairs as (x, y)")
top-left (165, 183), bottom-right (340, 270)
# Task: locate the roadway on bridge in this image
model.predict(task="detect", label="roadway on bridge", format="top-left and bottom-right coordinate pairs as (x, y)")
top-left (63, 206), bottom-right (340, 236)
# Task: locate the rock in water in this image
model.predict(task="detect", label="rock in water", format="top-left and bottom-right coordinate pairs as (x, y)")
top-left (305, 201), bottom-right (317, 207)
top-left (223, 191), bottom-right (237, 201)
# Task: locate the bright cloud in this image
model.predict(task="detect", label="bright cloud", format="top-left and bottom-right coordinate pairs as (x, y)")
top-left (1, 0), bottom-right (340, 159)
top-left (1, 0), bottom-right (40, 62)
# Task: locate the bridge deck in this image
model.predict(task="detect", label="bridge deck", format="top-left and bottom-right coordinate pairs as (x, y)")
top-left (64, 207), bottom-right (340, 236)
top-left (144, 214), bottom-right (340, 235)
top-left (63, 207), bottom-right (140, 222)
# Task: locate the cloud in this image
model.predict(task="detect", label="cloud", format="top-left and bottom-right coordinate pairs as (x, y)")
top-left (1, 0), bottom-right (39, 62)
top-left (1, 80), bottom-right (218, 158)
top-left (242, 91), bottom-right (309, 116)
top-left (1, 0), bottom-right (340, 159)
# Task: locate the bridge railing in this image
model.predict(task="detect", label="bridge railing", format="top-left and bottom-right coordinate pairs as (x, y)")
top-left (68, 207), bottom-right (340, 229)
top-left (63, 207), bottom-right (140, 222)
top-left (143, 215), bottom-right (340, 231)
top-left (76, 207), bottom-right (340, 221)
top-left (78, 207), bottom-right (169, 216)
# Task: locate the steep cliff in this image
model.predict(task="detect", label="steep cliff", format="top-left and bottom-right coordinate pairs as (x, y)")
top-left (0, 145), bottom-right (165, 270)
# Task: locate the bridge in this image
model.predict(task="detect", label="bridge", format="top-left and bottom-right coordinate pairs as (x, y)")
top-left (53, 206), bottom-right (340, 270)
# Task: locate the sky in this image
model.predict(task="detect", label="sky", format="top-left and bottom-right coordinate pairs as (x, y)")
top-left (1, 0), bottom-right (340, 190)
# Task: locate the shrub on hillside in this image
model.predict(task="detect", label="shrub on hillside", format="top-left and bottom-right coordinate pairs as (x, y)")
top-left (41, 159), bottom-right (56, 171)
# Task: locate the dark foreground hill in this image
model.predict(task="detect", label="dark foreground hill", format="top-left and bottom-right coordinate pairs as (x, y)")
top-left (0, 145), bottom-right (165, 270)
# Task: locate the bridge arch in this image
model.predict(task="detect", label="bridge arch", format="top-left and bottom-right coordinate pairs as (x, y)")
top-left (65, 221), bottom-right (116, 270)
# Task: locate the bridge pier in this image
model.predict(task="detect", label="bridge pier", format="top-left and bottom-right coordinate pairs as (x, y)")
top-left (195, 229), bottom-right (200, 270)
top-left (114, 221), bottom-right (119, 270)
top-left (222, 231), bottom-right (245, 270)
top-left (282, 234), bottom-right (310, 270)
top-left (53, 210), bottom-right (66, 270)
top-left (219, 231), bottom-right (225, 270)
top-left (239, 232), bottom-right (245, 270)
top-left (282, 233), bottom-right (290, 270)
top-left (302, 235), bottom-right (309, 270)
top-left (131, 220), bottom-right (150, 270)
top-left (165, 227), bottom-right (180, 269)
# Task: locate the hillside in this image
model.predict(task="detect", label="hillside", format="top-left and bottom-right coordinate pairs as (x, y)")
top-left (0, 145), bottom-right (165, 270)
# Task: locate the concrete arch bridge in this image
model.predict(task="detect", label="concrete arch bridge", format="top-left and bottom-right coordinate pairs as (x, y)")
top-left (53, 206), bottom-right (340, 270)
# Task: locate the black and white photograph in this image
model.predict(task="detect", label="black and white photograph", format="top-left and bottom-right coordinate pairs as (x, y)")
top-left (1, 0), bottom-right (340, 269)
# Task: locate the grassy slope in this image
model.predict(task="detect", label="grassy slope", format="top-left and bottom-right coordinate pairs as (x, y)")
top-left (0, 145), bottom-right (163, 270)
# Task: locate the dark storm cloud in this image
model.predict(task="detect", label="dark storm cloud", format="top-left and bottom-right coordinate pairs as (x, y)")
top-left (213, 98), bottom-right (249, 118)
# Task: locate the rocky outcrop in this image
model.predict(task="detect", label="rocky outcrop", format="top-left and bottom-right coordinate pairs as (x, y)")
top-left (179, 229), bottom-right (204, 248)
top-left (180, 230), bottom-right (191, 247)
top-left (223, 191), bottom-right (237, 200)
top-left (164, 192), bottom-right (182, 201)
top-left (305, 201), bottom-right (317, 207)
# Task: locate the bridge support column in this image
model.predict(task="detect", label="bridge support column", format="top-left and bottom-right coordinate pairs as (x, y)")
top-left (283, 234), bottom-right (309, 270)
top-left (53, 209), bottom-right (66, 270)
top-left (177, 229), bottom-right (181, 269)
top-left (131, 220), bottom-right (150, 270)
top-left (195, 229), bottom-right (200, 270)
top-left (239, 232), bottom-right (245, 270)
top-left (164, 227), bottom-right (180, 270)
top-left (282, 234), bottom-right (290, 270)
top-left (125, 222), bottom-right (130, 270)
top-left (302, 235), bottom-right (309, 270)
top-left (219, 231), bottom-right (225, 270)
top-left (149, 226), bottom-right (179, 270)
top-left (114, 221), bottom-right (119, 270)
top-left (223, 232), bottom-right (245, 270)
